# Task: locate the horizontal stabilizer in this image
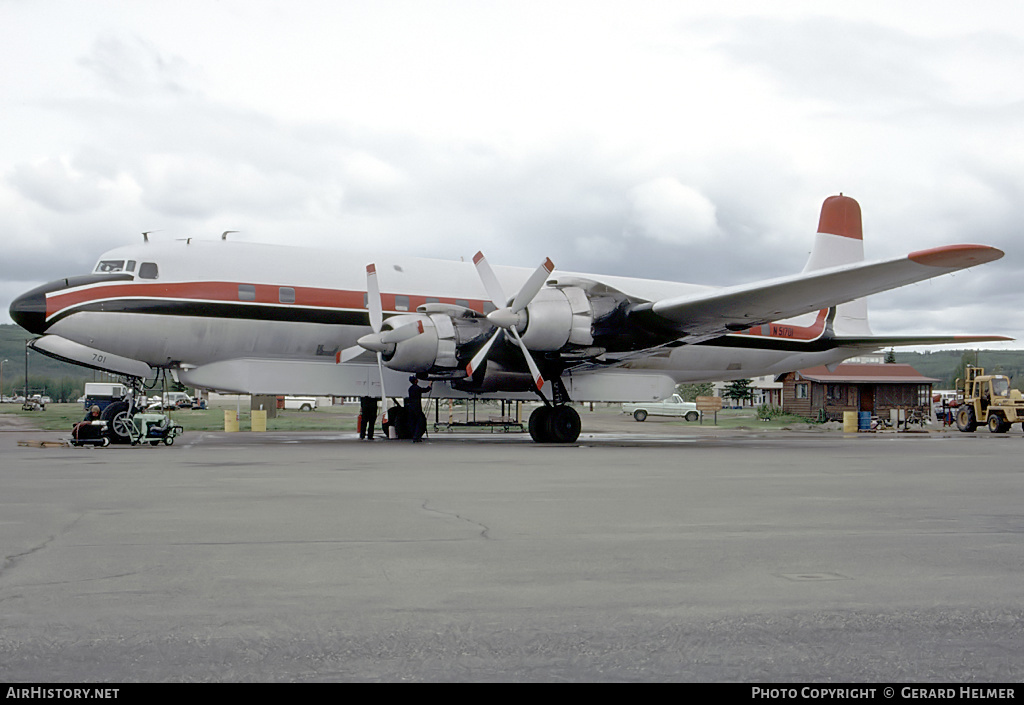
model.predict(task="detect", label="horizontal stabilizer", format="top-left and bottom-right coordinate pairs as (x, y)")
top-left (647, 244), bottom-right (1003, 341)
top-left (29, 335), bottom-right (153, 378)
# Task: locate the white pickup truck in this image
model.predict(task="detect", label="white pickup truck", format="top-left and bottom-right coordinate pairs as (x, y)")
top-left (284, 396), bottom-right (318, 411)
top-left (621, 394), bottom-right (701, 422)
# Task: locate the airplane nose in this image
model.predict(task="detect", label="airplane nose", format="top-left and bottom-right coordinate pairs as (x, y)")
top-left (9, 282), bottom-right (51, 334)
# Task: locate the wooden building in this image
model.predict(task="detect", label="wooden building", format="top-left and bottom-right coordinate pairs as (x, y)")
top-left (779, 363), bottom-right (939, 421)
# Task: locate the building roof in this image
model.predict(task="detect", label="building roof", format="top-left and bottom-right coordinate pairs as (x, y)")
top-left (794, 363), bottom-right (940, 384)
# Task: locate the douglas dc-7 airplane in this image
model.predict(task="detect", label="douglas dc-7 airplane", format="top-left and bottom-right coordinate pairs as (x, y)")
top-left (9, 195), bottom-right (1007, 443)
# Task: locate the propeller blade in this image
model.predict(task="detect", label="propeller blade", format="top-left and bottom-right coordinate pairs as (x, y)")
top-left (377, 351), bottom-right (389, 424)
top-left (465, 329), bottom-right (502, 378)
top-left (337, 346), bottom-right (366, 363)
top-left (366, 263), bottom-right (383, 333)
top-left (510, 257), bottom-right (555, 313)
top-left (509, 327), bottom-right (545, 391)
top-left (472, 251), bottom-right (508, 309)
top-left (380, 319), bottom-right (425, 344)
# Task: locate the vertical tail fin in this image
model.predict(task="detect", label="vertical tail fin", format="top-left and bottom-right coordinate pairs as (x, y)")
top-left (802, 194), bottom-right (872, 337)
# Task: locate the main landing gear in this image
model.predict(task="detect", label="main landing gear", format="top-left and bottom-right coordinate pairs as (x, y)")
top-left (528, 405), bottom-right (581, 443)
top-left (526, 370), bottom-right (582, 443)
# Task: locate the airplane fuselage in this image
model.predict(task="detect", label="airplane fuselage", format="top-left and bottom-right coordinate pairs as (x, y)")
top-left (11, 239), bottom-right (864, 402)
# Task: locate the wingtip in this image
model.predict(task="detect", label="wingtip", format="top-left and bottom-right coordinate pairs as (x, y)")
top-left (908, 244), bottom-right (1004, 267)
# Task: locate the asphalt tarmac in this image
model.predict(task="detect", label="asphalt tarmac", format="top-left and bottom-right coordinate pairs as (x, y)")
top-left (1, 423), bottom-right (1022, 682)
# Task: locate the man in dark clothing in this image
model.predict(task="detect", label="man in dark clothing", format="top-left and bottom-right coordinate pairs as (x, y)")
top-left (73, 405), bottom-right (103, 441)
top-left (358, 396), bottom-right (378, 440)
top-left (406, 376), bottom-right (431, 442)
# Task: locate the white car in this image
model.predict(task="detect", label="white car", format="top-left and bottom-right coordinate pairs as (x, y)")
top-left (621, 394), bottom-right (701, 422)
top-left (284, 396), bottom-right (317, 411)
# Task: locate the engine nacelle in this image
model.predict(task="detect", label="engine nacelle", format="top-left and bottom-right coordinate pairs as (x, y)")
top-left (518, 286), bottom-right (593, 351)
top-left (380, 313), bottom-right (458, 373)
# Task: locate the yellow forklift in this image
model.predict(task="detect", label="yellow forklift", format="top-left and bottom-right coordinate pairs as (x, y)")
top-left (954, 367), bottom-right (1024, 433)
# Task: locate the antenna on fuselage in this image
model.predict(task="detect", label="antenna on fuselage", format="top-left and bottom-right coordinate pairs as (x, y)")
top-left (142, 230), bottom-right (161, 243)
top-left (221, 230), bottom-right (239, 240)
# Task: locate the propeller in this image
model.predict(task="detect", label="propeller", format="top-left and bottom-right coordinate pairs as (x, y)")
top-left (466, 252), bottom-right (554, 391)
top-left (336, 264), bottom-right (414, 423)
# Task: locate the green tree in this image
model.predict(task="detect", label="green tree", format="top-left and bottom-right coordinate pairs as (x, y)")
top-left (676, 382), bottom-right (713, 402)
top-left (723, 378), bottom-right (753, 405)
top-left (884, 348), bottom-right (897, 363)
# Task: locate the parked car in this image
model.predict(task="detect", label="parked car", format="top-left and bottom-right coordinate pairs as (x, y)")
top-left (146, 392), bottom-right (194, 410)
top-left (621, 394), bottom-right (701, 422)
top-left (284, 396), bottom-right (317, 411)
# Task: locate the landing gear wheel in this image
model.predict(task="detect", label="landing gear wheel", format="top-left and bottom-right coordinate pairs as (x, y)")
top-left (529, 406), bottom-right (581, 443)
top-left (633, 409), bottom-right (648, 422)
top-left (955, 406), bottom-right (977, 432)
top-left (549, 406), bottom-right (581, 443)
top-left (528, 406), bottom-right (553, 442)
top-left (988, 413), bottom-right (1010, 433)
top-left (101, 401), bottom-right (134, 444)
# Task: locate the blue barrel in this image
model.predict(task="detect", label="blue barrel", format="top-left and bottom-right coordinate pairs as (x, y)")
top-left (858, 411), bottom-right (871, 430)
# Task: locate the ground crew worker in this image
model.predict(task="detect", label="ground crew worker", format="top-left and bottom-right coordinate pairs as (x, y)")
top-left (407, 376), bottom-right (431, 442)
top-left (73, 405), bottom-right (102, 440)
top-left (359, 396), bottom-right (378, 440)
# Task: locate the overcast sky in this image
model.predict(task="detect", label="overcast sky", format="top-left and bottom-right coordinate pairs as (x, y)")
top-left (2, 0), bottom-right (1021, 348)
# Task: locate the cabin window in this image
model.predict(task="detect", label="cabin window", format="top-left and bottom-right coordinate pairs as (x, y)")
top-left (395, 295), bottom-right (410, 312)
top-left (483, 301), bottom-right (497, 314)
top-left (992, 378), bottom-right (1010, 397)
top-left (138, 262), bottom-right (159, 280)
top-left (238, 284), bottom-right (256, 301)
top-left (795, 383), bottom-right (809, 399)
top-left (96, 260), bottom-right (125, 273)
top-left (279, 287), bottom-right (296, 304)
top-left (424, 297), bottom-right (440, 305)
top-left (456, 299), bottom-right (471, 310)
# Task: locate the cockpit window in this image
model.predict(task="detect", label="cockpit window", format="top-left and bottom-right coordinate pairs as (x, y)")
top-left (96, 260), bottom-right (125, 273)
top-left (138, 262), bottom-right (159, 280)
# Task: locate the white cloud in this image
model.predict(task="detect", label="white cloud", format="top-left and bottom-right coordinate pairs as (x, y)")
top-left (625, 178), bottom-right (719, 245)
top-left (9, 157), bottom-right (111, 213)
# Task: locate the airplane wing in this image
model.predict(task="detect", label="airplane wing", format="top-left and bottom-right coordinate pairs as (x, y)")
top-left (637, 244), bottom-right (1003, 342)
top-left (831, 334), bottom-right (1012, 347)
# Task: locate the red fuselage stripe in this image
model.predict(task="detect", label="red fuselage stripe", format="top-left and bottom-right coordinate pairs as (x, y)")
top-left (45, 281), bottom-right (490, 320)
